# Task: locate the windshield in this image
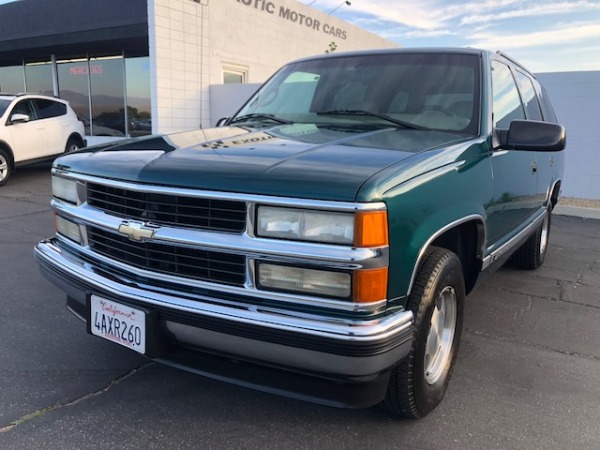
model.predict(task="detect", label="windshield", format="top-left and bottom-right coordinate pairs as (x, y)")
top-left (235, 52), bottom-right (480, 135)
top-left (0, 99), bottom-right (11, 117)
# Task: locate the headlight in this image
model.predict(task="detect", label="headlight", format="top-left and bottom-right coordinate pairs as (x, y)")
top-left (257, 206), bottom-right (354, 244)
top-left (52, 176), bottom-right (78, 204)
top-left (256, 206), bottom-right (388, 247)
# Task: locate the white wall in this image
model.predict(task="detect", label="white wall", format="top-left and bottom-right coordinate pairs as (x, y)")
top-left (148, 0), bottom-right (210, 133)
top-left (536, 71), bottom-right (600, 200)
top-left (209, 83), bottom-right (260, 125)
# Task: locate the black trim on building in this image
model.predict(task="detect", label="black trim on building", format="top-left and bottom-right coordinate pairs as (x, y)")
top-left (0, 0), bottom-right (149, 63)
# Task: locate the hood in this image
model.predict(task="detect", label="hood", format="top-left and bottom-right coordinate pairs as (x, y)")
top-left (56, 124), bottom-right (468, 202)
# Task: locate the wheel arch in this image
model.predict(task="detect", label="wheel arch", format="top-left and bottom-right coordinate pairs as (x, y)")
top-left (67, 133), bottom-right (85, 147)
top-left (407, 215), bottom-right (486, 297)
top-left (548, 179), bottom-right (562, 210)
top-left (0, 140), bottom-right (15, 168)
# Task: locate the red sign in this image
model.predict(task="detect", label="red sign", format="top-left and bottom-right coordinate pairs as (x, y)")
top-left (69, 65), bottom-right (103, 76)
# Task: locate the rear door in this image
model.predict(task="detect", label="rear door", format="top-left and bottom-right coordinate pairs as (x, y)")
top-left (33, 98), bottom-right (68, 156)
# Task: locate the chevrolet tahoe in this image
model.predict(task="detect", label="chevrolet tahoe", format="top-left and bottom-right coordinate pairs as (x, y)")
top-left (34, 48), bottom-right (566, 418)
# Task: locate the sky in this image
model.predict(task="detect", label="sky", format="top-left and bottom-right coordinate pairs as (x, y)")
top-left (307, 0), bottom-right (600, 73)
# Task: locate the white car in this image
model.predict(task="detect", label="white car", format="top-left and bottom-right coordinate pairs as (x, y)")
top-left (0, 93), bottom-right (86, 186)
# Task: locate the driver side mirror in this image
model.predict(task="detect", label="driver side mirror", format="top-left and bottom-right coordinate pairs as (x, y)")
top-left (215, 117), bottom-right (230, 127)
top-left (10, 113), bottom-right (30, 124)
top-left (499, 120), bottom-right (566, 152)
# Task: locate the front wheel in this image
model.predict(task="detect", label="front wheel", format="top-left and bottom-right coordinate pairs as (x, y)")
top-left (381, 247), bottom-right (465, 419)
top-left (65, 138), bottom-right (81, 153)
top-left (0, 148), bottom-right (13, 186)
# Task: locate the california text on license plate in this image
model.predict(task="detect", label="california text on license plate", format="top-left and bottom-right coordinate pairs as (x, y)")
top-left (90, 295), bottom-right (146, 354)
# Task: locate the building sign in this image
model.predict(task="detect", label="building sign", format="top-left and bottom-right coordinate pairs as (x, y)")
top-left (69, 65), bottom-right (103, 76)
top-left (236, 0), bottom-right (347, 40)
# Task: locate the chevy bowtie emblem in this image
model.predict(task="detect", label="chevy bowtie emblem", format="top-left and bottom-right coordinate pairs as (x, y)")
top-left (118, 221), bottom-right (158, 242)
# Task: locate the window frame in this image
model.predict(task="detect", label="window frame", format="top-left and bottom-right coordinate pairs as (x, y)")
top-left (222, 64), bottom-right (248, 84)
top-left (491, 59), bottom-right (526, 130)
top-left (513, 69), bottom-right (543, 121)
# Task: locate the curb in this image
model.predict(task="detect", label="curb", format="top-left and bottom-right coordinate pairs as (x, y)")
top-left (554, 205), bottom-right (600, 220)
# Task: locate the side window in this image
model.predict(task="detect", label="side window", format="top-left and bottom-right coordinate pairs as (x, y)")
top-left (537, 85), bottom-right (558, 123)
top-left (491, 61), bottom-right (525, 128)
top-left (34, 99), bottom-right (67, 119)
top-left (11, 99), bottom-right (36, 120)
top-left (514, 71), bottom-right (543, 121)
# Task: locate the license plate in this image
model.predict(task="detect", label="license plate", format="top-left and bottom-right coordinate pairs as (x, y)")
top-left (90, 295), bottom-right (146, 354)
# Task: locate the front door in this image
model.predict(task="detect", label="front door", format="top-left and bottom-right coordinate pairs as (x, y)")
top-left (485, 61), bottom-right (538, 248)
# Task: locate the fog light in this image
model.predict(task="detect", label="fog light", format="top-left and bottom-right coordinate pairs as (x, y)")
top-left (55, 214), bottom-right (82, 243)
top-left (258, 263), bottom-right (351, 298)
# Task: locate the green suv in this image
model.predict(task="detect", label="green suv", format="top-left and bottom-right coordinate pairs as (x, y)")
top-left (35, 48), bottom-right (565, 418)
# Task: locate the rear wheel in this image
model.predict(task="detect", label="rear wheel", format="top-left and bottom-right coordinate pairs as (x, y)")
top-left (510, 207), bottom-right (551, 270)
top-left (0, 148), bottom-right (12, 186)
top-left (381, 247), bottom-right (465, 418)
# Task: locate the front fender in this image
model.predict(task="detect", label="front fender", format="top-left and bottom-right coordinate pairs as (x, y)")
top-left (380, 152), bottom-right (492, 305)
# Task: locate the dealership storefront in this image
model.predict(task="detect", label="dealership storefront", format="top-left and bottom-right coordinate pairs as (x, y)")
top-left (0, 0), bottom-right (396, 137)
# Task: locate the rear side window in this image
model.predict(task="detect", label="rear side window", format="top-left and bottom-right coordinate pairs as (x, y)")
top-left (537, 86), bottom-right (558, 123)
top-left (514, 71), bottom-right (543, 121)
top-left (34, 99), bottom-right (67, 119)
top-left (491, 61), bottom-right (525, 128)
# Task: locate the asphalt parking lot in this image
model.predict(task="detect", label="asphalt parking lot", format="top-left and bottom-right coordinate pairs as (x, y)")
top-left (1, 164), bottom-right (599, 450)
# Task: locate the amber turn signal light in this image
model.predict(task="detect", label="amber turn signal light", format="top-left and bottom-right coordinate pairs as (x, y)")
top-left (354, 210), bottom-right (388, 247)
top-left (353, 267), bottom-right (388, 303)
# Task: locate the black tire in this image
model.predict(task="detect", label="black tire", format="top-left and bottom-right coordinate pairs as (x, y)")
top-left (509, 207), bottom-right (551, 270)
top-left (0, 148), bottom-right (13, 186)
top-left (381, 246), bottom-right (465, 419)
top-left (65, 137), bottom-right (81, 153)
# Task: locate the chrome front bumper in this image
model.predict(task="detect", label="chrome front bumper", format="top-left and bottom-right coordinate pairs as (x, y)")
top-left (35, 238), bottom-right (414, 405)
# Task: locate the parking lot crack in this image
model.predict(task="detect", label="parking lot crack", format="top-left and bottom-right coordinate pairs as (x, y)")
top-left (512, 296), bottom-right (534, 320)
top-left (0, 362), bottom-right (154, 434)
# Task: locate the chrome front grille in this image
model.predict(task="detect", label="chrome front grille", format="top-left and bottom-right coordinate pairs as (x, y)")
top-left (87, 183), bottom-right (247, 233)
top-left (87, 227), bottom-right (246, 286)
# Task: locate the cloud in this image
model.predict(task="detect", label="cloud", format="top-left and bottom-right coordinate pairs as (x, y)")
top-left (469, 22), bottom-right (600, 50)
top-left (315, 0), bottom-right (600, 34)
top-left (460, 1), bottom-right (600, 25)
top-left (309, 0), bottom-right (600, 71)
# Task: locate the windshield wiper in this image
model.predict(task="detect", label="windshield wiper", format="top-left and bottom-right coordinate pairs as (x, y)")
top-left (316, 109), bottom-right (427, 130)
top-left (229, 113), bottom-right (293, 125)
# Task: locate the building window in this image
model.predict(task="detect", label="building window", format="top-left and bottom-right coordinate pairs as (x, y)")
top-left (125, 56), bottom-right (152, 136)
top-left (89, 56), bottom-right (126, 136)
top-left (25, 61), bottom-right (53, 95)
top-left (223, 67), bottom-right (247, 84)
top-left (57, 58), bottom-right (91, 131)
top-left (0, 65), bottom-right (25, 93)
top-left (4, 54), bottom-right (151, 137)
